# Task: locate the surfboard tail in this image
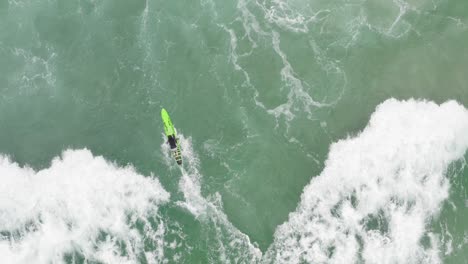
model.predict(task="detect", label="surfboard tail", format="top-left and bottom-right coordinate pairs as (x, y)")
top-left (172, 144), bottom-right (182, 165)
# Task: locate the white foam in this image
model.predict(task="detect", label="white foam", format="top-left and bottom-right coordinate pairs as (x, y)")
top-left (265, 99), bottom-right (468, 263)
top-left (0, 149), bottom-right (170, 263)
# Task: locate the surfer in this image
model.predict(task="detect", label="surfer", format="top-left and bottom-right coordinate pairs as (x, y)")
top-left (168, 135), bottom-right (177, 149)
top-left (161, 108), bottom-right (182, 165)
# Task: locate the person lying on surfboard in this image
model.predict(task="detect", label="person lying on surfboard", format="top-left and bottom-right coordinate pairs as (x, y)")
top-left (161, 108), bottom-right (182, 165)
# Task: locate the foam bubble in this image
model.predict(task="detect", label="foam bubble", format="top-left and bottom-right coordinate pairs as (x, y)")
top-left (265, 99), bottom-right (468, 263)
top-left (0, 149), bottom-right (169, 263)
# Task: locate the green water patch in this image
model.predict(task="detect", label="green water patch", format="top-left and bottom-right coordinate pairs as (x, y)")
top-left (0, 0), bottom-right (8, 11)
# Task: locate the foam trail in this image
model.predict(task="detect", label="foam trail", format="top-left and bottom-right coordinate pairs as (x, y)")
top-left (265, 99), bottom-right (468, 263)
top-left (162, 133), bottom-right (262, 262)
top-left (225, 0), bottom-right (349, 124)
top-left (263, 0), bottom-right (320, 33)
top-left (268, 30), bottom-right (329, 123)
top-left (0, 149), bottom-right (170, 264)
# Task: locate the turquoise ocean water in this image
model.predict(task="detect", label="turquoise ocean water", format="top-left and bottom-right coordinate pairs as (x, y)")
top-left (1, 0), bottom-right (468, 263)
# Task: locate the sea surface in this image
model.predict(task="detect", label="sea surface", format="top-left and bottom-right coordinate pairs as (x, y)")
top-left (0, 0), bottom-right (467, 263)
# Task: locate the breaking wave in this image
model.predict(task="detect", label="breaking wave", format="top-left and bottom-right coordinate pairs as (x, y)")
top-left (0, 149), bottom-right (169, 264)
top-left (265, 99), bottom-right (468, 263)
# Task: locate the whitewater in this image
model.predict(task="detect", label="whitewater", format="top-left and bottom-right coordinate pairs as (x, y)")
top-left (1, 99), bottom-right (467, 263)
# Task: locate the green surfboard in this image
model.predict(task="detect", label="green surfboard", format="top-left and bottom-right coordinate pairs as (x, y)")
top-left (161, 108), bottom-right (176, 136)
top-left (161, 108), bottom-right (182, 165)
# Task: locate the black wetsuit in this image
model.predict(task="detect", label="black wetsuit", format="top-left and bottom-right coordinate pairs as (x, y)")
top-left (168, 135), bottom-right (177, 149)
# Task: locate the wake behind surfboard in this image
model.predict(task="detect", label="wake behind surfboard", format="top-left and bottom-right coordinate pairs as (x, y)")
top-left (161, 108), bottom-right (182, 165)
